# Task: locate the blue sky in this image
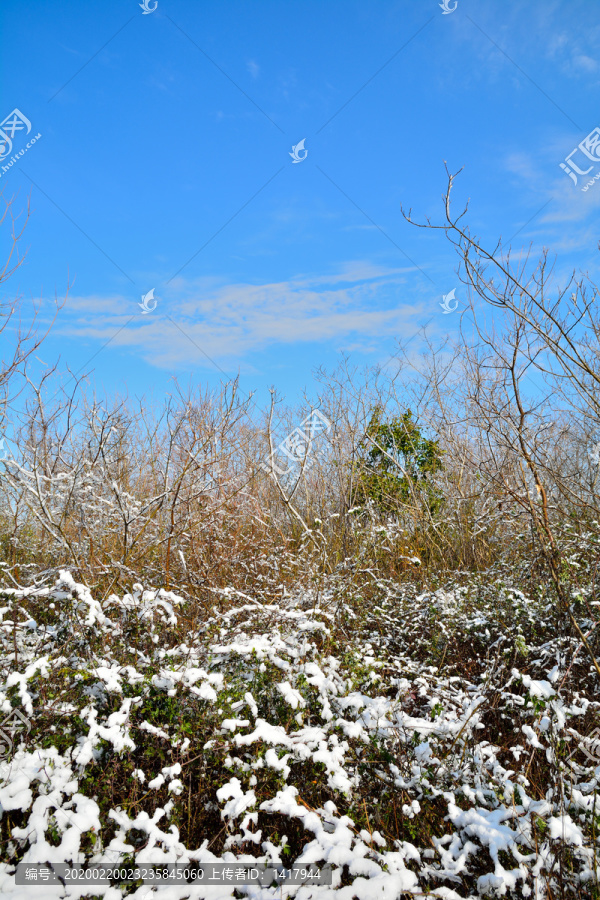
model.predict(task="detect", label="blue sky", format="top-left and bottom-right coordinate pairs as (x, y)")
top-left (1, 0), bottom-right (600, 416)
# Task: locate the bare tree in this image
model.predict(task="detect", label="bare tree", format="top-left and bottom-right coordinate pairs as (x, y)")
top-left (0, 190), bottom-right (62, 426)
top-left (403, 167), bottom-right (600, 677)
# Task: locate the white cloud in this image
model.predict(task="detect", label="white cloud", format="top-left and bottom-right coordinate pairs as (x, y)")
top-left (573, 54), bottom-right (599, 74)
top-left (54, 265), bottom-right (429, 371)
top-left (542, 175), bottom-right (600, 224)
top-left (501, 137), bottom-right (600, 237)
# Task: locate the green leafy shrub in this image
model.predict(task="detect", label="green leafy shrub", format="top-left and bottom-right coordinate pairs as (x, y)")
top-left (352, 407), bottom-right (445, 516)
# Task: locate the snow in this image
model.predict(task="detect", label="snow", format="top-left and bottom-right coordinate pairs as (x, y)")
top-left (514, 670), bottom-right (556, 699)
top-left (548, 814), bottom-right (584, 846)
top-left (276, 681), bottom-right (306, 709)
top-left (0, 571), bottom-right (598, 898)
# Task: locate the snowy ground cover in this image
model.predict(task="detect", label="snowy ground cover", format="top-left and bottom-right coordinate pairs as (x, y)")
top-left (0, 571), bottom-right (599, 898)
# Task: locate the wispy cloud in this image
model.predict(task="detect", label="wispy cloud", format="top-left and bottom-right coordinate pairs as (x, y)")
top-left (502, 130), bottom-right (600, 251)
top-left (247, 59), bottom-right (260, 79)
top-left (55, 264), bottom-right (429, 371)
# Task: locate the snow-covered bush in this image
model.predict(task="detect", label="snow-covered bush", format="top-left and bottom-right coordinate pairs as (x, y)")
top-left (0, 570), bottom-right (598, 898)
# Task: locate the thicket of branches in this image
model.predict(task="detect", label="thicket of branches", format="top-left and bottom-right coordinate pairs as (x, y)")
top-left (1, 183), bottom-right (600, 898)
top-left (0, 179), bottom-right (599, 659)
